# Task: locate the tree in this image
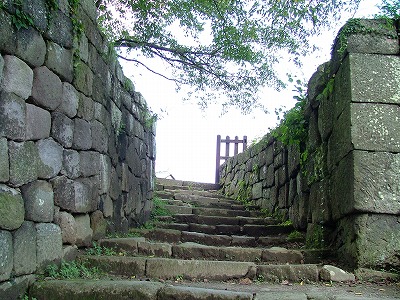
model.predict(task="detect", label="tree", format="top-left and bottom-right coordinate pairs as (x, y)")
top-left (96, 0), bottom-right (363, 113)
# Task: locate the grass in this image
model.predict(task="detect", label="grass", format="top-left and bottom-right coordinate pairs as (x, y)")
top-left (287, 230), bottom-right (305, 241)
top-left (45, 260), bottom-right (102, 280)
top-left (85, 242), bottom-right (117, 256)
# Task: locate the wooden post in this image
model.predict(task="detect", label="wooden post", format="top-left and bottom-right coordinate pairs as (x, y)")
top-left (234, 136), bottom-right (239, 155)
top-left (225, 136), bottom-right (230, 159)
top-left (215, 135), bottom-right (221, 184)
top-left (243, 135), bottom-right (248, 150)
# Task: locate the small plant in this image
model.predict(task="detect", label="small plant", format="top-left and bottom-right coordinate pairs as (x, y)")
top-left (86, 242), bottom-right (117, 256)
top-left (287, 230), bottom-right (304, 241)
top-left (236, 180), bottom-right (252, 205)
top-left (45, 261), bottom-right (102, 279)
top-left (22, 294), bottom-right (38, 300)
top-left (175, 274), bottom-right (184, 282)
top-left (255, 274), bottom-right (265, 283)
top-left (11, 2), bottom-right (34, 30)
top-left (280, 220), bottom-right (293, 226)
top-left (151, 197), bottom-right (171, 218)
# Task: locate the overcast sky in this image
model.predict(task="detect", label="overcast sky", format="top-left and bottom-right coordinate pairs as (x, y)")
top-left (121, 1), bottom-right (381, 183)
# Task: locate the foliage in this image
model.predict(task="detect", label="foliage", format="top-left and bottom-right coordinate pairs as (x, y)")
top-left (10, 1), bottom-right (34, 30)
top-left (95, 0), bottom-right (362, 113)
top-left (22, 295), bottom-right (37, 300)
top-left (86, 242), bottom-right (117, 256)
top-left (235, 180), bottom-right (252, 205)
top-left (288, 230), bottom-right (305, 241)
top-left (271, 78), bottom-right (308, 148)
top-left (151, 197), bottom-right (172, 218)
top-left (306, 225), bottom-right (325, 249)
top-left (45, 261), bottom-right (102, 279)
top-left (376, 0), bottom-right (400, 20)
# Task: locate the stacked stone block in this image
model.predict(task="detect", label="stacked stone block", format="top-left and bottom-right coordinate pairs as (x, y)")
top-left (220, 19), bottom-right (400, 271)
top-left (0, 0), bottom-right (155, 295)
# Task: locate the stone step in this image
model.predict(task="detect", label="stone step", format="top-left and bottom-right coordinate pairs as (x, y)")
top-left (154, 222), bottom-right (294, 237)
top-left (79, 255), bottom-right (321, 283)
top-left (30, 279), bottom-right (254, 300)
top-left (116, 229), bottom-right (305, 249)
top-left (159, 198), bottom-right (249, 211)
top-left (99, 238), bottom-right (304, 264)
top-left (30, 279), bottom-right (397, 300)
top-left (192, 207), bottom-right (263, 218)
top-left (156, 178), bottom-right (220, 191)
top-left (172, 214), bottom-right (279, 226)
top-left (79, 255), bottom-right (256, 281)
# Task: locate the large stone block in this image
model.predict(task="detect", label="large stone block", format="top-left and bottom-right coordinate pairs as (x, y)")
top-left (56, 82), bottom-right (78, 118)
top-left (46, 41), bottom-right (73, 82)
top-left (13, 221), bottom-right (37, 275)
top-left (26, 103), bottom-right (51, 140)
top-left (77, 93), bottom-right (94, 121)
top-left (61, 149), bottom-right (80, 179)
top-left (353, 151), bottom-right (400, 214)
top-left (52, 176), bottom-right (96, 213)
top-left (54, 210), bottom-right (77, 245)
top-left (21, 180), bottom-right (54, 222)
top-left (349, 54), bottom-right (400, 104)
top-left (0, 138), bottom-right (9, 182)
top-left (0, 274), bottom-right (35, 300)
top-left (327, 104), bottom-right (352, 170)
top-left (91, 210), bottom-right (107, 240)
top-left (22, 0), bottom-right (48, 32)
top-left (15, 27), bottom-right (46, 67)
top-left (0, 230), bottom-right (13, 281)
top-left (36, 138), bottom-right (63, 179)
top-left (73, 61), bottom-right (93, 96)
top-left (0, 185), bottom-right (24, 230)
top-left (309, 179), bottom-right (331, 224)
top-left (31, 66), bottom-right (62, 111)
top-left (91, 120), bottom-right (108, 153)
top-left (1, 55), bottom-right (33, 100)
top-left (72, 118), bottom-right (92, 150)
top-left (99, 154), bottom-right (111, 194)
top-left (8, 141), bottom-right (39, 186)
top-left (0, 55), bottom-right (4, 82)
top-left (75, 214), bottom-right (93, 247)
top-left (0, 92), bottom-right (26, 141)
top-left (51, 112), bottom-right (74, 148)
top-left (351, 103), bottom-right (400, 152)
top-left (335, 214), bottom-right (400, 269)
top-left (36, 223), bottom-right (62, 270)
top-left (0, 10), bottom-right (17, 54)
top-left (80, 151), bottom-right (100, 177)
top-left (45, 10), bottom-right (73, 48)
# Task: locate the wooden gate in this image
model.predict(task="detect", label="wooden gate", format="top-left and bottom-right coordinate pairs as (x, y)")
top-left (215, 135), bottom-right (247, 184)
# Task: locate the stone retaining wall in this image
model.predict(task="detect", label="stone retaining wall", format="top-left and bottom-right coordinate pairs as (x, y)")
top-left (0, 0), bottom-right (156, 294)
top-left (220, 19), bottom-right (400, 271)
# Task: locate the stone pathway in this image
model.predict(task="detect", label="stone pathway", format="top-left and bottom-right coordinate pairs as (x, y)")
top-left (30, 178), bottom-right (400, 299)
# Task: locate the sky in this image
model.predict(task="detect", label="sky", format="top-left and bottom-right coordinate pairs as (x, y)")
top-left (121, 1), bottom-right (381, 183)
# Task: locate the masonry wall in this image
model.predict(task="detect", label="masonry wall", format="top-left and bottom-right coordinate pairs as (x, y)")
top-left (220, 19), bottom-right (400, 271)
top-left (0, 0), bottom-right (155, 294)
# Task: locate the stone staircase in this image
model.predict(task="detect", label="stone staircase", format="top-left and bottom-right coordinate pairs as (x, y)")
top-left (29, 178), bottom-right (399, 300)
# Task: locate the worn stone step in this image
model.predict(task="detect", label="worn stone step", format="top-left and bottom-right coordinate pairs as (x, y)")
top-left (156, 178), bottom-right (220, 191)
top-left (192, 207), bottom-right (262, 218)
top-left (164, 204), bottom-right (193, 214)
top-left (256, 264), bottom-right (320, 283)
top-left (31, 279), bottom-right (254, 300)
top-left (100, 238), bottom-right (303, 263)
top-left (80, 255), bottom-right (256, 281)
top-left (30, 279), bottom-right (165, 300)
top-left (242, 224), bottom-right (295, 236)
top-left (160, 198), bottom-right (246, 211)
top-left (128, 228), bottom-right (302, 248)
top-left (172, 242), bottom-right (303, 264)
top-left (172, 214), bottom-right (278, 226)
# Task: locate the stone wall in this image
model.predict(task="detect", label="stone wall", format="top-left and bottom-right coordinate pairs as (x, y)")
top-left (220, 19), bottom-right (400, 271)
top-left (0, 0), bottom-right (156, 295)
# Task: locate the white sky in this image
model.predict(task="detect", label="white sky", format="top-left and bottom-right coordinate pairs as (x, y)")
top-left (121, 0), bottom-right (381, 183)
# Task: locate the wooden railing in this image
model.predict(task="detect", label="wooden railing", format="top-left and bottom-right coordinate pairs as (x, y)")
top-left (215, 135), bottom-right (247, 184)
